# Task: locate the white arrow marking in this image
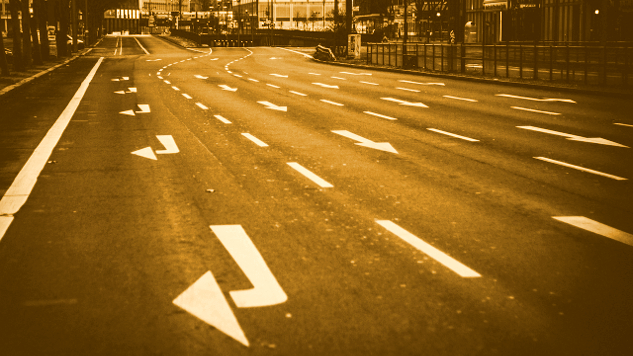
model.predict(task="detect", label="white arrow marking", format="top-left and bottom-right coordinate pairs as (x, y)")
top-left (210, 225), bottom-right (288, 308)
top-left (128, 87), bottom-right (137, 93)
top-left (119, 110), bottom-right (135, 116)
top-left (131, 147), bottom-right (156, 160)
top-left (332, 130), bottom-right (398, 153)
top-left (312, 83), bottom-right (339, 89)
top-left (194, 75), bottom-right (208, 79)
top-left (398, 80), bottom-right (444, 86)
top-left (518, 126), bottom-right (628, 147)
top-left (270, 74), bottom-right (288, 78)
top-left (114, 90), bottom-right (126, 94)
top-left (534, 157), bottom-right (628, 180)
top-left (136, 104), bottom-right (151, 114)
top-left (155, 135), bottom-right (179, 154)
top-left (340, 71), bottom-right (372, 76)
top-left (111, 77), bottom-right (129, 82)
top-left (219, 85), bottom-right (237, 92)
top-left (173, 271), bottom-right (249, 347)
top-left (376, 220), bottom-right (481, 277)
top-left (496, 94), bottom-right (576, 103)
top-left (257, 101), bottom-right (287, 112)
top-left (381, 97), bottom-right (428, 108)
top-left (553, 217), bottom-right (633, 247)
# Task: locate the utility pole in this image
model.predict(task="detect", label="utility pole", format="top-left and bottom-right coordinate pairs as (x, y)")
top-left (72, 0), bottom-right (78, 52)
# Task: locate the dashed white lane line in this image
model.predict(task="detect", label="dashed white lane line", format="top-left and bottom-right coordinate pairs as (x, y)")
top-left (396, 87), bottom-right (420, 93)
top-left (267, 84), bottom-right (280, 89)
top-left (164, 80), bottom-right (171, 84)
top-left (444, 95), bottom-right (478, 102)
top-left (214, 115), bottom-right (232, 124)
top-left (376, 220), bottom-right (481, 278)
top-left (320, 99), bottom-right (344, 107)
top-left (248, 78), bottom-right (259, 82)
top-left (512, 106), bottom-right (561, 115)
top-left (427, 128), bottom-right (479, 142)
top-left (290, 91), bottom-right (307, 97)
top-left (534, 157), bottom-right (627, 180)
top-left (614, 123), bottom-right (633, 128)
top-left (331, 76), bottom-right (347, 80)
top-left (234, 74), bottom-right (243, 78)
top-left (182, 93), bottom-right (192, 99)
top-left (360, 81), bottom-right (379, 86)
top-left (308, 73), bottom-right (321, 76)
top-left (553, 216), bottom-right (633, 247)
top-left (196, 102), bottom-right (208, 110)
top-left (398, 80), bottom-right (445, 86)
top-left (287, 162), bottom-right (333, 188)
top-left (172, 86), bottom-right (180, 91)
top-left (496, 94), bottom-right (577, 103)
top-left (241, 133), bottom-right (269, 147)
top-left (364, 111), bottom-right (398, 121)
top-left (270, 74), bottom-right (288, 78)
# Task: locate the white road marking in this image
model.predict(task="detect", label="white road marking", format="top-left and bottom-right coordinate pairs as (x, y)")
top-left (312, 83), bottom-right (339, 89)
top-left (146, 59), bottom-right (162, 62)
top-left (287, 162), bottom-right (333, 188)
top-left (134, 37), bottom-right (150, 54)
top-left (241, 133), bottom-right (269, 147)
top-left (534, 157), bottom-right (627, 180)
top-left (155, 135), bottom-right (179, 154)
top-left (136, 104), bottom-right (151, 114)
top-left (614, 123), bottom-right (633, 128)
top-left (234, 74), bottom-right (243, 78)
top-left (219, 85), bottom-right (237, 92)
top-left (364, 111), bottom-right (398, 121)
top-left (131, 147), bottom-right (157, 160)
top-left (257, 101), bottom-right (287, 112)
top-left (517, 126), bottom-right (628, 147)
top-left (164, 80), bottom-right (171, 84)
top-left (214, 115), bottom-right (232, 124)
top-left (396, 87), bottom-right (420, 92)
top-left (270, 74), bottom-right (288, 78)
top-left (496, 94), bottom-right (576, 103)
top-left (195, 102), bottom-right (208, 110)
top-left (331, 76), bottom-right (347, 80)
top-left (182, 93), bottom-right (192, 99)
top-left (332, 130), bottom-right (398, 153)
top-left (427, 128), bottom-right (479, 142)
top-left (157, 76), bottom-right (163, 79)
top-left (553, 217), bottom-right (633, 247)
top-left (172, 86), bottom-right (180, 91)
top-left (248, 78), bottom-right (259, 82)
top-left (512, 106), bottom-right (561, 115)
top-left (194, 75), bottom-right (208, 79)
top-left (381, 97), bottom-right (428, 108)
top-left (0, 58), bottom-right (104, 241)
top-left (398, 80), bottom-right (444, 86)
top-left (376, 220), bottom-right (481, 278)
top-left (308, 73), bottom-right (321, 76)
top-left (340, 71), bottom-right (372, 76)
top-left (360, 81), bottom-right (379, 86)
top-left (120, 110), bottom-right (135, 116)
top-left (210, 58), bottom-right (219, 61)
top-left (210, 225), bottom-right (287, 308)
top-left (320, 99), bottom-right (344, 106)
top-left (173, 271), bottom-right (249, 347)
top-left (443, 95), bottom-right (478, 102)
top-left (290, 91), bottom-right (307, 96)
top-left (128, 87), bottom-right (137, 93)
top-left (266, 84), bottom-right (280, 88)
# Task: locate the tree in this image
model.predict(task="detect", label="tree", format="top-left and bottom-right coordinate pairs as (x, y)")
top-left (31, 1), bottom-right (43, 65)
top-left (9, 0), bottom-right (24, 71)
top-left (35, 0), bottom-right (50, 61)
top-left (0, 30), bottom-right (9, 76)
top-left (21, 0), bottom-right (33, 67)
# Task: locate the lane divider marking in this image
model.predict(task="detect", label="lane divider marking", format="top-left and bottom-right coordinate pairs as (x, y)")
top-left (360, 81), bottom-right (379, 86)
top-left (396, 87), bottom-right (420, 92)
top-left (512, 106), bottom-right (561, 115)
top-left (215, 115), bottom-right (232, 124)
top-left (364, 111), bottom-right (397, 121)
top-left (287, 162), bottom-right (333, 188)
top-left (443, 95), bottom-right (478, 102)
top-left (320, 99), bottom-right (344, 107)
top-left (182, 93), bottom-right (192, 99)
top-left (427, 128), bottom-right (479, 142)
top-left (290, 91), bottom-right (307, 96)
top-left (241, 133), bottom-right (269, 147)
top-left (195, 102), bottom-right (208, 110)
top-left (553, 216), bottom-right (633, 247)
top-left (534, 157), bottom-right (627, 180)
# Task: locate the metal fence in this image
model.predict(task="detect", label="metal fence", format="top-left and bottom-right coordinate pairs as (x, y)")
top-left (367, 42), bottom-right (633, 87)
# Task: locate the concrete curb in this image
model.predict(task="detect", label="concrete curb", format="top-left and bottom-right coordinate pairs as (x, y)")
top-left (311, 57), bottom-right (632, 99)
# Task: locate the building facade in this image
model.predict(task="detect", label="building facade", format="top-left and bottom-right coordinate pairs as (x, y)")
top-left (231, 0), bottom-right (338, 32)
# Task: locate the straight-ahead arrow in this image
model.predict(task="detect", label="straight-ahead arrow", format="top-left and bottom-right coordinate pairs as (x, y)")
top-left (257, 101), bottom-right (287, 112)
top-left (381, 97), bottom-right (429, 108)
top-left (219, 84), bottom-right (237, 92)
top-left (517, 126), bottom-right (628, 147)
top-left (332, 130), bottom-right (398, 154)
top-left (312, 83), bottom-right (339, 89)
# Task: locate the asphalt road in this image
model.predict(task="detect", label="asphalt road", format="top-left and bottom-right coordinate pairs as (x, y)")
top-left (1, 34), bottom-right (632, 356)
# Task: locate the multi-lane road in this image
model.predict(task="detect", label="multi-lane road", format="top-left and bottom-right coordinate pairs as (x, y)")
top-left (1, 35), bottom-right (632, 355)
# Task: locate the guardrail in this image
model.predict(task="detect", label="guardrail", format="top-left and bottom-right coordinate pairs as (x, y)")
top-left (367, 42), bottom-right (633, 86)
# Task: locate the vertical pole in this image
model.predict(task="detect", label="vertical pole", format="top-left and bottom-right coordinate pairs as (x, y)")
top-left (534, 43), bottom-right (538, 80)
top-left (72, 0), bottom-right (78, 52)
top-left (424, 43), bottom-right (427, 69)
top-left (433, 43), bottom-right (435, 71)
top-left (584, 45), bottom-right (588, 84)
top-left (494, 44), bottom-right (497, 77)
top-left (549, 45), bottom-right (553, 81)
top-left (566, 44), bottom-right (570, 81)
top-left (441, 43), bottom-right (444, 72)
top-left (506, 41), bottom-right (509, 77)
top-left (519, 45), bottom-right (523, 79)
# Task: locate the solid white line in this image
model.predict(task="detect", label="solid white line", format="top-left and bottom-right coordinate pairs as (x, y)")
top-left (553, 216), bottom-right (633, 247)
top-left (534, 157), bottom-right (627, 180)
top-left (287, 162), bottom-right (333, 188)
top-left (360, 81), bottom-right (379, 86)
top-left (444, 95), bottom-right (478, 102)
top-left (266, 84), bottom-right (280, 88)
top-left (614, 123), bottom-right (633, 128)
top-left (195, 102), bottom-right (208, 110)
top-left (214, 115), bottom-right (232, 124)
top-left (512, 106), bottom-right (561, 115)
top-left (133, 37), bottom-right (150, 55)
top-left (277, 47), bottom-right (314, 58)
top-left (320, 99), bottom-right (344, 107)
top-left (427, 128), bottom-right (479, 142)
top-left (376, 220), bottom-right (481, 278)
top-left (241, 133), bottom-right (269, 147)
top-left (396, 87), bottom-right (420, 92)
top-left (290, 91), bottom-right (307, 96)
top-left (0, 57), bottom-right (104, 241)
top-left (182, 93), bottom-right (192, 99)
top-left (364, 111), bottom-right (397, 121)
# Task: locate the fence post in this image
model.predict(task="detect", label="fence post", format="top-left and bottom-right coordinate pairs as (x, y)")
top-left (494, 44), bottom-right (497, 77)
top-left (602, 44), bottom-right (608, 85)
top-left (566, 44), bottom-right (570, 81)
top-left (441, 44), bottom-right (444, 72)
top-left (534, 42), bottom-right (538, 80)
top-left (506, 41), bottom-right (510, 77)
top-left (433, 44), bottom-right (436, 71)
top-left (519, 45), bottom-right (523, 79)
top-left (461, 44), bottom-right (466, 73)
top-left (550, 45), bottom-right (553, 81)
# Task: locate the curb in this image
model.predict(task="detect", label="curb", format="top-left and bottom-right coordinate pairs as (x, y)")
top-left (311, 57), bottom-right (632, 99)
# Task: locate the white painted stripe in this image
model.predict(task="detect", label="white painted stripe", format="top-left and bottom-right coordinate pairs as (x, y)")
top-left (331, 76), bottom-right (347, 80)
top-left (427, 128), bottom-right (479, 142)
top-left (376, 220), bottom-right (481, 278)
top-left (396, 87), bottom-right (420, 92)
top-left (0, 58), bottom-right (104, 242)
top-left (443, 95), bottom-right (478, 102)
top-left (182, 93), bottom-right (192, 99)
top-left (214, 115), bottom-right (232, 124)
top-left (287, 162), bottom-right (333, 188)
top-left (534, 157), bottom-right (627, 180)
top-left (155, 135), bottom-right (179, 154)
top-left (134, 37), bottom-right (150, 54)
top-left (172, 86), bottom-right (180, 91)
top-left (614, 123), bottom-right (633, 128)
top-left (398, 80), bottom-right (445, 86)
top-left (248, 78), bottom-right (259, 82)
top-left (234, 74), bottom-right (242, 78)
top-left (553, 216), bottom-right (633, 247)
top-left (195, 102), bottom-right (208, 110)
top-left (266, 84), bottom-right (280, 88)
top-left (308, 73), bottom-right (321, 76)
top-left (364, 111), bottom-right (397, 121)
top-left (320, 99), bottom-right (344, 107)
top-left (360, 81), bottom-right (379, 86)
top-left (157, 76), bottom-right (163, 80)
top-left (164, 80), bottom-right (171, 84)
top-left (241, 133), bottom-right (269, 147)
top-left (496, 94), bottom-right (576, 103)
top-left (512, 106), bottom-right (561, 115)
top-left (290, 91), bottom-right (307, 96)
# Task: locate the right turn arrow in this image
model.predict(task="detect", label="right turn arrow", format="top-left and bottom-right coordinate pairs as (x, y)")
top-left (332, 130), bottom-right (398, 154)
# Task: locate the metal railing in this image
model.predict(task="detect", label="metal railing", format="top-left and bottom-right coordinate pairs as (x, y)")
top-left (367, 42), bottom-right (633, 87)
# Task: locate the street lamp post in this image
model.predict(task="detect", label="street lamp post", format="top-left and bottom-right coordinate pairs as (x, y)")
top-left (437, 12), bottom-right (441, 43)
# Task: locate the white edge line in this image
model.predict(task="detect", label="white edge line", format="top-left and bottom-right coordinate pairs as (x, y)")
top-left (133, 36), bottom-right (150, 55)
top-left (427, 128), bottom-right (479, 142)
top-left (376, 220), bottom-right (481, 278)
top-left (277, 47), bottom-right (314, 58)
top-left (534, 157), bottom-right (627, 180)
top-left (364, 111), bottom-right (397, 121)
top-left (287, 162), bottom-right (333, 188)
top-left (614, 123), bottom-right (633, 128)
top-left (241, 133), bottom-right (269, 147)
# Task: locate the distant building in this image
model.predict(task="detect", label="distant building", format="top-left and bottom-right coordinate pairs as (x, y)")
top-left (231, 0), bottom-right (338, 32)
